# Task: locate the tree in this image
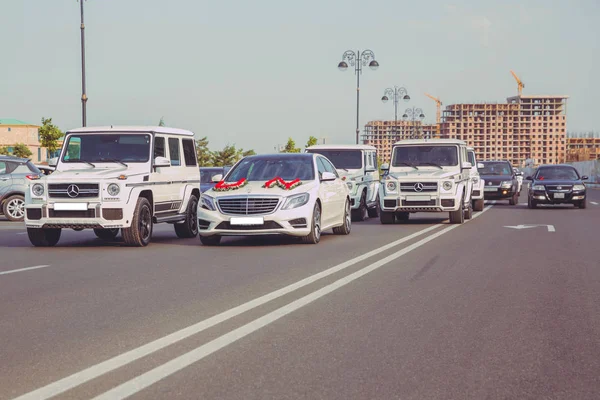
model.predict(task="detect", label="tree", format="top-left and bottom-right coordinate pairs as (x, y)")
top-left (0, 147), bottom-right (9, 156)
top-left (281, 137), bottom-right (300, 153)
top-left (236, 148), bottom-right (256, 161)
top-left (158, 117), bottom-right (165, 127)
top-left (305, 136), bottom-right (318, 148)
top-left (195, 136), bottom-right (212, 166)
top-left (38, 117), bottom-right (63, 155)
top-left (211, 144), bottom-right (238, 167)
top-left (13, 143), bottom-right (32, 158)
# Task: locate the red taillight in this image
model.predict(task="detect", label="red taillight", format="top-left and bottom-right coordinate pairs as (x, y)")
top-left (26, 174), bottom-right (41, 180)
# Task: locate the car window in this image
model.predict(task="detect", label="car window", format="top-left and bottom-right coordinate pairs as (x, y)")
top-left (168, 138), bottom-right (181, 166)
top-left (535, 167), bottom-right (579, 180)
top-left (392, 146), bottom-right (458, 167)
top-left (182, 139), bottom-right (197, 167)
top-left (320, 157), bottom-right (339, 177)
top-left (468, 151), bottom-right (475, 165)
top-left (0, 161), bottom-right (7, 175)
top-left (154, 137), bottom-right (166, 158)
top-left (316, 157), bottom-right (328, 179)
top-left (308, 150), bottom-right (362, 169)
top-left (478, 162), bottom-right (511, 175)
top-left (200, 168), bottom-right (221, 183)
top-left (227, 156), bottom-right (315, 182)
top-left (11, 164), bottom-right (32, 174)
top-left (26, 161), bottom-right (41, 173)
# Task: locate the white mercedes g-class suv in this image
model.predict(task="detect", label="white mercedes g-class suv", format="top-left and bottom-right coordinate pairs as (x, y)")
top-left (305, 144), bottom-right (379, 221)
top-left (467, 146), bottom-right (485, 211)
top-left (378, 139), bottom-right (473, 224)
top-left (24, 126), bottom-right (201, 247)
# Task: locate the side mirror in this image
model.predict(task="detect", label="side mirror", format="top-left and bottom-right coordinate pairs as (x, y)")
top-left (477, 163), bottom-right (484, 169)
top-left (154, 156), bottom-right (171, 168)
top-left (526, 176), bottom-right (533, 181)
top-left (461, 162), bottom-right (472, 169)
top-left (211, 174), bottom-right (223, 183)
top-left (321, 171), bottom-right (336, 182)
top-left (581, 175), bottom-right (589, 180)
top-left (48, 157), bottom-right (58, 167)
top-left (380, 163), bottom-right (390, 171)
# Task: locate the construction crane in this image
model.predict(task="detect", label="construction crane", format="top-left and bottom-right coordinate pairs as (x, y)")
top-left (510, 70), bottom-right (524, 96)
top-left (425, 93), bottom-right (442, 137)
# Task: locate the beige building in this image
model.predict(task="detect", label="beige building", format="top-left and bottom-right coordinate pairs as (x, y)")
top-left (566, 132), bottom-right (600, 162)
top-left (0, 119), bottom-right (51, 162)
top-left (439, 95), bottom-right (568, 167)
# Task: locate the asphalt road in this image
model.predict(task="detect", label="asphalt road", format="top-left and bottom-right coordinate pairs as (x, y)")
top-left (1, 189), bottom-right (600, 400)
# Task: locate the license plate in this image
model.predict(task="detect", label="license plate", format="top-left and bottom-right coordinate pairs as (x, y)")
top-left (53, 202), bottom-right (88, 211)
top-left (554, 193), bottom-right (565, 199)
top-left (406, 195), bottom-right (431, 202)
top-left (484, 187), bottom-right (496, 192)
top-left (230, 217), bottom-right (264, 226)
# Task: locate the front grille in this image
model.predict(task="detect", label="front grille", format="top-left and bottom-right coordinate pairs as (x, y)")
top-left (27, 208), bottom-right (42, 220)
top-left (49, 209), bottom-right (96, 218)
top-left (102, 208), bottom-right (123, 220)
top-left (400, 182), bottom-right (438, 192)
top-left (402, 200), bottom-right (436, 206)
top-left (48, 183), bottom-right (100, 199)
top-left (485, 180), bottom-right (502, 186)
top-left (215, 221), bottom-right (283, 230)
top-left (384, 199), bottom-right (397, 208)
top-left (217, 197), bottom-right (280, 215)
top-left (546, 185), bottom-right (572, 191)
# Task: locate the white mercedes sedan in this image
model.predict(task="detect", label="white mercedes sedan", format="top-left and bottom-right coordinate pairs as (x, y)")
top-left (197, 153), bottom-right (351, 245)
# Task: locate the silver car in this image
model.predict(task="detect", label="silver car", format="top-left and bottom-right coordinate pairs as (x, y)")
top-left (0, 156), bottom-right (42, 221)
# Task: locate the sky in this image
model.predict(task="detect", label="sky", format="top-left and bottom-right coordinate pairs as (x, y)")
top-left (1, 0), bottom-right (598, 154)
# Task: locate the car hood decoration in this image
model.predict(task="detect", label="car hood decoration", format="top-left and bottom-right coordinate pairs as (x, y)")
top-left (263, 177), bottom-right (302, 190)
top-left (208, 180), bottom-right (316, 197)
top-left (212, 178), bottom-right (248, 192)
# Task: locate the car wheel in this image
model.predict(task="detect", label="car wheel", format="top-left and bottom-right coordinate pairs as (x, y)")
top-left (302, 202), bottom-right (321, 244)
top-left (351, 191), bottom-right (368, 222)
top-left (333, 199), bottom-right (351, 235)
top-left (174, 195), bottom-right (199, 238)
top-left (527, 197), bottom-right (537, 209)
top-left (94, 228), bottom-right (120, 241)
top-left (3, 195), bottom-right (25, 222)
top-left (122, 197), bottom-right (153, 247)
top-left (379, 210), bottom-right (395, 225)
top-left (472, 198), bottom-right (484, 212)
top-left (464, 201), bottom-right (473, 220)
top-left (367, 194), bottom-right (380, 218)
top-left (577, 198), bottom-right (587, 209)
top-left (199, 235), bottom-right (222, 246)
top-left (27, 228), bottom-right (61, 247)
top-left (449, 198), bottom-right (465, 224)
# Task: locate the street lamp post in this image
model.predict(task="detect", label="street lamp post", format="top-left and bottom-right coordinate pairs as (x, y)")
top-left (381, 86), bottom-right (410, 141)
top-left (402, 106), bottom-right (425, 139)
top-left (338, 50), bottom-right (379, 144)
top-left (79, 0), bottom-right (88, 127)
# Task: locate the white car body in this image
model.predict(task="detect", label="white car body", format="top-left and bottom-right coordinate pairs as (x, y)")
top-left (513, 168), bottom-right (524, 193)
top-left (467, 147), bottom-right (485, 212)
top-left (197, 153), bottom-right (351, 245)
top-left (378, 139), bottom-right (474, 224)
top-left (305, 144), bottom-right (380, 221)
top-left (24, 126), bottom-right (201, 247)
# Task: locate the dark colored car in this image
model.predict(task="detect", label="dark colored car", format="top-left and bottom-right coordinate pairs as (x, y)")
top-left (478, 160), bottom-right (520, 205)
top-left (200, 166), bottom-right (231, 193)
top-left (526, 164), bottom-right (588, 209)
top-left (0, 156), bottom-right (42, 221)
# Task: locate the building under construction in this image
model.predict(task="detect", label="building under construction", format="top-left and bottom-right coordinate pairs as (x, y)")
top-left (361, 121), bottom-right (438, 163)
top-left (566, 132), bottom-right (600, 162)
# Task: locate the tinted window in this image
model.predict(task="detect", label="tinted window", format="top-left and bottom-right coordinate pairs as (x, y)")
top-left (319, 157), bottom-right (339, 177)
top-left (182, 139), bottom-right (197, 167)
top-left (535, 167), bottom-right (579, 180)
top-left (227, 156), bottom-right (315, 182)
top-left (168, 138), bottom-right (181, 166)
top-left (62, 134), bottom-right (151, 163)
top-left (307, 150), bottom-right (362, 169)
top-left (200, 168), bottom-right (222, 183)
top-left (392, 146), bottom-right (458, 167)
top-left (11, 164), bottom-right (33, 174)
top-left (468, 151), bottom-right (475, 165)
top-left (478, 162), bottom-right (512, 175)
top-left (154, 137), bottom-right (165, 158)
top-left (0, 161), bottom-right (7, 174)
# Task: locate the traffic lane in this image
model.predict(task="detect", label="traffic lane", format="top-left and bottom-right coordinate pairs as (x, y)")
top-left (138, 201), bottom-right (600, 399)
top-left (0, 216), bottom-right (449, 399)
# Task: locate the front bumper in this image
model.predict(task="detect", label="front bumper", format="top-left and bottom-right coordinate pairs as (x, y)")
top-left (24, 201), bottom-right (131, 230)
top-left (380, 192), bottom-right (461, 213)
top-left (483, 186), bottom-right (515, 199)
top-left (530, 190), bottom-right (586, 204)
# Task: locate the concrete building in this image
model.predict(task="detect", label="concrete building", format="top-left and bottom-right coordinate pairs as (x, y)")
top-left (439, 95), bottom-right (568, 167)
top-left (566, 132), bottom-right (600, 162)
top-left (361, 120), bottom-right (439, 163)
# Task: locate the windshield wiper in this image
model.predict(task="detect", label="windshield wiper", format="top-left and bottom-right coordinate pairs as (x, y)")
top-left (419, 162), bottom-right (443, 169)
top-left (395, 162), bottom-right (418, 170)
top-left (96, 158), bottom-right (128, 167)
top-left (70, 159), bottom-right (95, 168)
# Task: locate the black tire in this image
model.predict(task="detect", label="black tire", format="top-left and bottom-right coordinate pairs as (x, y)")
top-left (302, 202), bottom-right (321, 244)
top-left (351, 191), bottom-right (368, 222)
top-left (577, 198), bottom-right (587, 209)
top-left (509, 191), bottom-right (518, 205)
top-left (379, 210), bottom-right (395, 225)
top-left (199, 235), bottom-right (222, 246)
top-left (27, 228), bottom-right (61, 247)
top-left (527, 197), bottom-right (537, 209)
top-left (449, 199), bottom-right (465, 224)
top-left (333, 199), bottom-right (351, 235)
top-left (396, 212), bottom-right (410, 223)
top-left (122, 197), bottom-right (153, 247)
top-left (473, 198), bottom-right (484, 212)
top-left (3, 194), bottom-right (25, 222)
top-left (464, 201), bottom-right (473, 220)
top-left (94, 228), bottom-right (120, 241)
top-left (174, 195), bottom-right (199, 238)
top-left (367, 194), bottom-right (380, 218)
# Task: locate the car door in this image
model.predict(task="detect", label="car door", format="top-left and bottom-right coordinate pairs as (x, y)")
top-left (316, 157), bottom-right (337, 226)
top-left (151, 135), bottom-right (172, 215)
top-left (0, 160), bottom-right (12, 201)
top-left (319, 156), bottom-right (346, 225)
top-left (364, 151), bottom-right (377, 203)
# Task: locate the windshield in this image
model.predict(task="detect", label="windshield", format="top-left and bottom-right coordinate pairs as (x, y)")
top-left (62, 134), bottom-right (151, 163)
top-left (200, 168), bottom-right (223, 183)
top-left (468, 151), bottom-right (475, 165)
top-left (478, 162), bottom-right (512, 175)
top-left (392, 146), bottom-right (458, 167)
top-left (535, 167), bottom-right (579, 181)
top-left (307, 150), bottom-right (362, 169)
top-left (226, 156), bottom-right (315, 182)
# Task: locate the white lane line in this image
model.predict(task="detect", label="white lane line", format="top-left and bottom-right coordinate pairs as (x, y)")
top-left (0, 265), bottom-right (51, 276)
top-left (12, 223), bottom-right (445, 400)
top-left (92, 204), bottom-right (495, 400)
top-left (17, 232), bottom-right (27, 235)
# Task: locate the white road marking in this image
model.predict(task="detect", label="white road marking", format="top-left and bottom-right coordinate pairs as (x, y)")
top-left (591, 201), bottom-right (599, 205)
top-left (14, 205), bottom-right (494, 400)
top-left (92, 204), bottom-right (495, 400)
top-left (17, 232), bottom-right (27, 235)
top-left (0, 265), bottom-right (51, 276)
top-left (504, 224), bottom-right (555, 232)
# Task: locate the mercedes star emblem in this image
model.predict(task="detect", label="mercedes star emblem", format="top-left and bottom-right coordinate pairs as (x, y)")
top-left (557, 186), bottom-right (562, 190)
top-left (67, 184), bottom-right (80, 198)
top-left (414, 182), bottom-right (424, 192)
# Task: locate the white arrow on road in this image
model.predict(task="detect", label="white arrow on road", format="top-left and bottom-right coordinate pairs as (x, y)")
top-left (504, 224), bottom-right (555, 232)
top-left (591, 201), bottom-right (599, 205)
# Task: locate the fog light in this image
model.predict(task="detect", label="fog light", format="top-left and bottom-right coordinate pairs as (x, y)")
top-left (502, 190), bottom-right (507, 195)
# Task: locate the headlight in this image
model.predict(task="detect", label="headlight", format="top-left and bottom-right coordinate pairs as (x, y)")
top-left (107, 183), bottom-right (120, 196)
top-left (32, 183), bottom-right (44, 196)
top-left (501, 181), bottom-right (512, 188)
top-left (282, 193), bottom-right (309, 210)
top-left (385, 181), bottom-right (397, 193)
top-left (442, 181), bottom-right (453, 191)
top-left (199, 194), bottom-right (216, 211)
top-left (532, 184), bottom-right (545, 191)
top-left (573, 184), bottom-right (586, 191)
top-left (472, 177), bottom-right (479, 184)
top-left (346, 182), bottom-right (353, 190)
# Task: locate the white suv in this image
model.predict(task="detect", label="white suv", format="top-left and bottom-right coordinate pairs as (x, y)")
top-left (379, 139), bottom-right (473, 224)
top-left (305, 144), bottom-right (380, 221)
top-left (24, 126), bottom-right (201, 247)
top-left (467, 147), bottom-right (485, 211)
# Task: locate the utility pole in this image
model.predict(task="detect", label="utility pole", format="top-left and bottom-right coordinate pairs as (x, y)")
top-left (79, 0), bottom-right (88, 127)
